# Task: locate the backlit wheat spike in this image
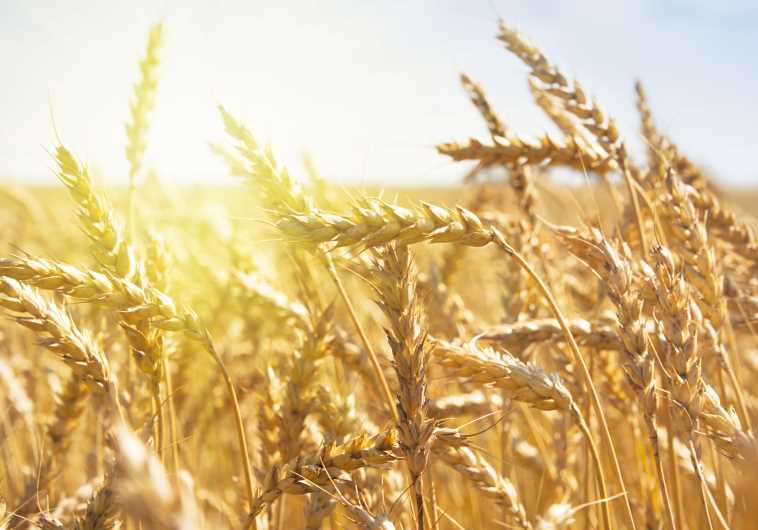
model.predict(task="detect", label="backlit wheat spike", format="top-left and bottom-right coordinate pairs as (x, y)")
top-left (126, 22), bottom-right (163, 184)
top-left (659, 171), bottom-right (725, 328)
top-left (55, 145), bottom-right (136, 280)
top-left (278, 304), bottom-right (336, 461)
top-left (497, 21), bottom-right (620, 159)
top-left (647, 245), bottom-right (733, 526)
top-left (145, 228), bottom-right (172, 291)
top-left (658, 171), bottom-right (751, 429)
top-left (634, 81), bottom-right (713, 192)
top-left (529, 77), bottom-right (593, 146)
top-left (0, 256), bottom-right (205, 339)
top-left (648, 246), bottom-right (703, 432)
top-left (217, 105), bottom-right (309, 213)
top-left (497, 20), bottom-right (647, 256)
top-left (70, 476), bottom-right (120, 530)
top-left (276, 198), bottom-right (494, 250)
top-left (645, 249), bottom-right (753, 459)
top-left (0, 277), bottom-right (113, 392)
top-left (634, 81), bottom-right (667, 168)
top-left (460, 73), bottom-right (507, 139)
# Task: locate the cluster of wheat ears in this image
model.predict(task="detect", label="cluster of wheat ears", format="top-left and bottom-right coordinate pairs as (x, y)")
top-left (1, 18), bottom-right (757, 530)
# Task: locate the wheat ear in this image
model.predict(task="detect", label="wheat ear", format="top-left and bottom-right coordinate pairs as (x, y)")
top-left (369, 244), bottom-right (435, 530)
top-left (70, 476), bottom-right (120, 530)
top-left (552, 225), bottom-right (675, 529)
top-left (432, 339), bottom-right (611, 528)
top-left (125, 22), bottom-right (163, 235)
top-left (247, 429), bottom-right (402, 520)
top-left (434, 438), bottom-right (531, 529)
top-left (474, 317), bottom-right (619, 355)
top-left (498, 20), bottom-right (648, 256)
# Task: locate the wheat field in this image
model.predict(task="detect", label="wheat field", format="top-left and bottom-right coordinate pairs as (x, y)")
top-left (1, 19), bottom-right (758, 530)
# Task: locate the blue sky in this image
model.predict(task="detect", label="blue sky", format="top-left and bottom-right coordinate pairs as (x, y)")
top-left (1, 1), bottom-right (757, 186)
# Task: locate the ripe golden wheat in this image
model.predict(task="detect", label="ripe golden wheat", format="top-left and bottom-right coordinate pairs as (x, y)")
top-left (3, 17), bottom-right (758, 530)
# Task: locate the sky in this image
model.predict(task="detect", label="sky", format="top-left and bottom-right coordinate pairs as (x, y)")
top-left (1, 0), bottom-right (757, 187)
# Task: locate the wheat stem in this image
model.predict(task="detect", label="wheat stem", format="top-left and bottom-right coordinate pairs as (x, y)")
top-left (570, 403), bottom-right (612, 530)
top-left (324, 254), bottom-right (398, 423)
top-left (162, 353), bottom-right (180, 476)
top-left (203, 334), bottom-right (255, 526)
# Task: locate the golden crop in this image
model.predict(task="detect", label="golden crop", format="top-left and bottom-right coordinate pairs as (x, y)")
top-left (1, 19), bottom-right (756, 530)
